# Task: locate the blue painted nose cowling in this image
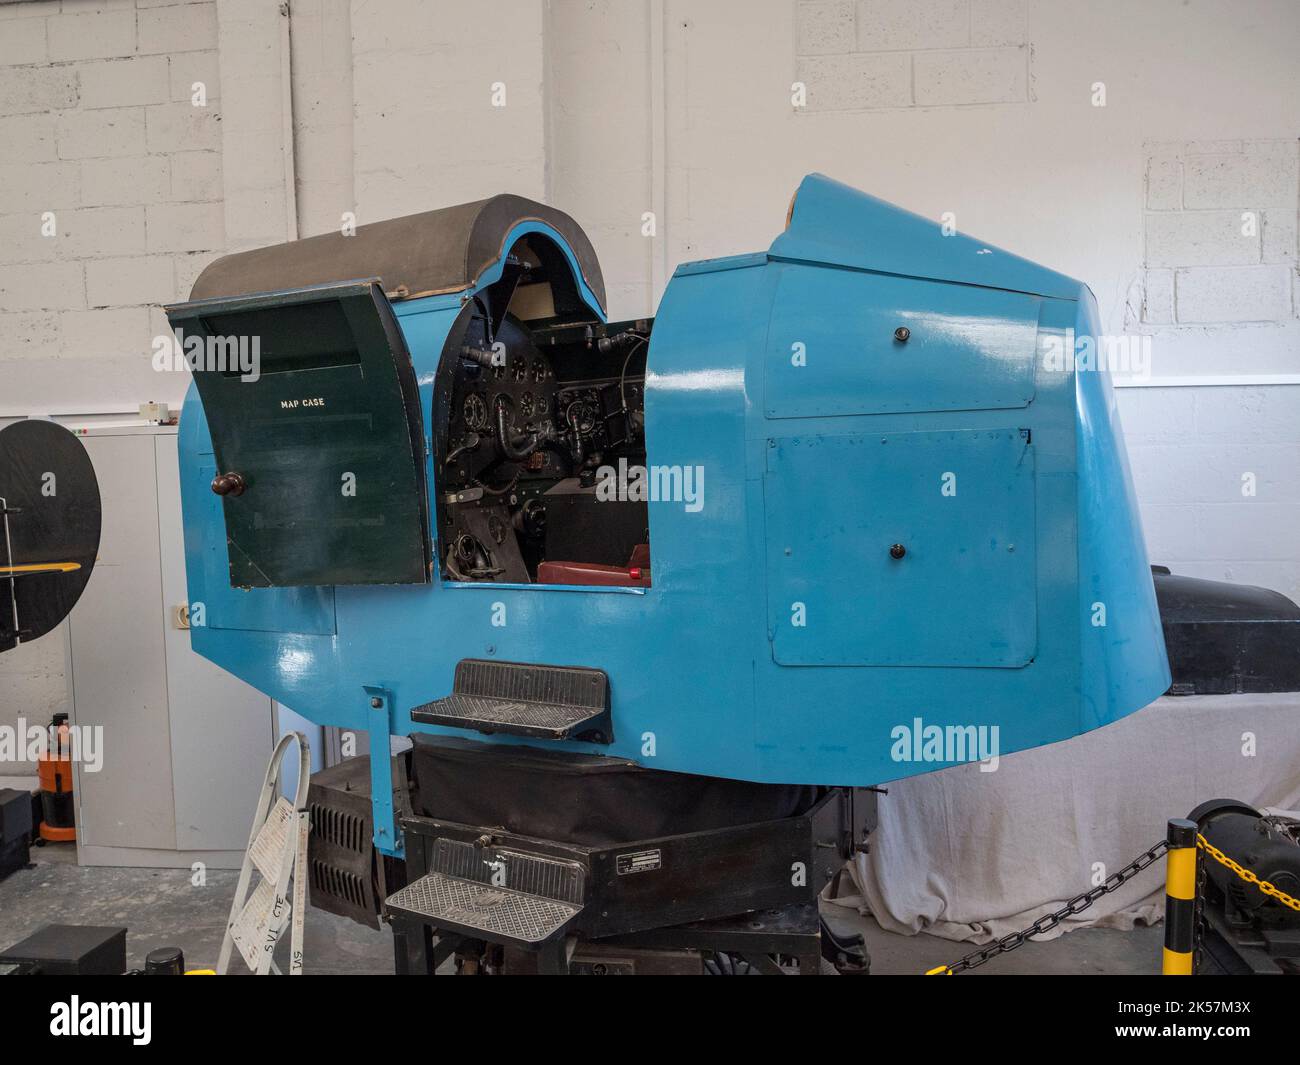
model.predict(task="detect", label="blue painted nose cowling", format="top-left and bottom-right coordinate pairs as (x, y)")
top-left (648, 172), bottom-right (1170, 781)
top-left (170, 175), bottom-right (1169, 794)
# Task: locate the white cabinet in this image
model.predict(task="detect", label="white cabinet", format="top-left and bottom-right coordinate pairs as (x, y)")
top-left (68, 426), bottom-right (273, 868)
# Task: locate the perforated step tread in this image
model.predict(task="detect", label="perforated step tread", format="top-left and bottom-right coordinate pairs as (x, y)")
top-left (410, 659), bottom-right (612, 742)
top-left (386, 872), bottom-right (581, 946)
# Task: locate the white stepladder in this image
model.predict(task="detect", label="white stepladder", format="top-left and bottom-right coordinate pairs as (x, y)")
top-left (218, 731), bottom-right (311, 975)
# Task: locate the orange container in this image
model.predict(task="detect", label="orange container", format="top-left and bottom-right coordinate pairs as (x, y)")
top-left (37, 714), bottom-right (76, 843)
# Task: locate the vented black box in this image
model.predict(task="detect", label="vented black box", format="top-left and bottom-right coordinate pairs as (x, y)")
top-left (0, 924), bottom-right (127, 975)
top-left (0, 788), bottom-right (32, 881)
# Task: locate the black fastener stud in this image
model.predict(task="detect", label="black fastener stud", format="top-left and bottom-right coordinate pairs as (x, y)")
top-left (889, 543), bottom-right (907, 559)
top-left (893, 326), bottom-right (910, 342)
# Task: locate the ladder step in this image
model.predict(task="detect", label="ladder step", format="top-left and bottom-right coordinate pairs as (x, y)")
top-left (410, 659), bottom-right (612, 742)
top-left (386, 872), bottom-right (581, 946)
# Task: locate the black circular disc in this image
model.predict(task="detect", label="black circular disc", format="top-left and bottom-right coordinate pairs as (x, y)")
top-left (0, 421), bottom-right (102, 653)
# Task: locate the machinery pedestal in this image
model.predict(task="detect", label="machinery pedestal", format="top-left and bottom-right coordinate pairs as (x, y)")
top-left (390, 902), bottom-right (855, 976)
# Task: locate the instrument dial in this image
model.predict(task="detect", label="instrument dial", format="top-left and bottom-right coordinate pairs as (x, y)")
top-left (462, 392), bottom-right (487, 431)
top-left (566, 400), bottom-right (597, 434)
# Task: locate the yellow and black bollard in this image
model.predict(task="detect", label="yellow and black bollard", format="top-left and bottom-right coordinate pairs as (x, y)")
top-left (1162, 817), bottom-right (1198, 975)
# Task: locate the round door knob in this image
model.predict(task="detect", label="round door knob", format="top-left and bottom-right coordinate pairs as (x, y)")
top-left (211, 472), bottom-right (247, 497)
top-left (889, 543), bottom-right (907, 559)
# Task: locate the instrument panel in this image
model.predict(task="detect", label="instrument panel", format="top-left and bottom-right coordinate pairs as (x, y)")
top-left (445, 316), bottom-right (646, 485)
top-left (438, 311), bottom-right (650, 582)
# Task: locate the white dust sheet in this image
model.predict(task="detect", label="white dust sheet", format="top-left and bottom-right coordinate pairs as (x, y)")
top-left (825, 693), bottom-right (1300, 943)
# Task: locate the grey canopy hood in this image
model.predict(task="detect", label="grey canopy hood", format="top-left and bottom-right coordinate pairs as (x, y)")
top-left (186, 193), bottom-right (607, 313)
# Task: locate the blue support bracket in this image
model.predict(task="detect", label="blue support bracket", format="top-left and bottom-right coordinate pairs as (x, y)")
top-left (363, 685), bottom-right (404, 858)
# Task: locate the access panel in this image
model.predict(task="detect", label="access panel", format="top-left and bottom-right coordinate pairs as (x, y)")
top-left (166, 281), bottom-right (430, 588)
top-left (764, 264), bottom-right (1040, 418)
top-left (765, 429), bottom-right (1037, 667)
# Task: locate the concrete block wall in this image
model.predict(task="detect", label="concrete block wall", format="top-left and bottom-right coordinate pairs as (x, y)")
top-left (348, 0), bottom-right (547, 221)
top-left (795, 0), bottom-right (1030, 112)
top-left (1133, 140), bottom-right (1299, 373)
top-left (0, 0), bottom-right (224, 411)
top-left (1119, 386), bottom-right (1300, 597)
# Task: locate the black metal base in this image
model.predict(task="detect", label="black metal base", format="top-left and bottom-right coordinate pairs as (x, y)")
top-left (1198, 903), bottom-right (1300, 975)
top-left (392, 902), bottom-right (869, 975)
top-left (385, 782), bottom-right (874, 975)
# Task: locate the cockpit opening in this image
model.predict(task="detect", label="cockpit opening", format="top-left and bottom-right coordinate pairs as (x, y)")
top-left (432, 235), bottom-right (652, 588)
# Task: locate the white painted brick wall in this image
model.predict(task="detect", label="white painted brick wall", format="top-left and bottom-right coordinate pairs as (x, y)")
top-left (795, 51), bottom-right (911, 110)
top-left (350, 0), bottom-right (547, 219)
top-left (0, 112), bottom-right (58, 158)
top-left (47, 9), bottom-right (137, 63)
top-left (1136, 140), bottom-right (1298, 362)
top-left (1263, 209), bottom-right (1297, 264)
top-left (969, 0), bottom-right (1025, 47)
top-left (59, 205), bottom-right (147, 258)
top-left (146, 201), bottom-right (224, 252)
top-left (856, 0), bottom-right (968, 51)
top-left (1176, 266), bottom-right (1291, 323)
top-left (169, 149), bottom-right (221, 201)
top-left (57, 106), bottom-right (147, 157)
top-left (3, 311), bottom-right (64, 361)
top-left (0, 65), bottom-right (78, 112)
top-left (137, 2), bottom-right (218, 55)
top-left (80, 155), bottom-right (170, 206)
top-left (794, 0), bottom-right (1029, 111)
top-left (145, 99), bottom-right (220, 153)
top-left (0, 260), bottom-right (85, 310)
top-left (85, 254), bottom-right (175, 306)
top-left (168, 50), bottom-right (219, 102)
top-left (0, 12), bottom-right (47, 65)
top-left (1145, 211), bottom-right (1259, 267)
top-left (0, 160), bottom-right (80, 210)
top-left (795, 1), bottom-right (855, 55)
top-left (78, 56), bottom-right (170, 108)
top-left (1120, 386), bottom-right (1300, 598)
top-left (0, 0), bottom-right (226, 406)
top-left (1183, 149), bottom-right (1298, 209)
top-left (913, 46), bottom-right (1026, 106)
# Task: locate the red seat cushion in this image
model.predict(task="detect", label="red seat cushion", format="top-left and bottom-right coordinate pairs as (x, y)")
top-left (537, 558), bottom-right (651, 588)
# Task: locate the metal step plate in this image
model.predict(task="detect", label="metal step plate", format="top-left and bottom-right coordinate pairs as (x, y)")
top-left (410, 659), bottom-right (612, 742)
top-left (386, 873), bottom-right (581, 946)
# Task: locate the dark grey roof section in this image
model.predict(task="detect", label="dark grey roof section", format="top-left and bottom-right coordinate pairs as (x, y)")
top-left (187, 193), bottom-right (606, 313)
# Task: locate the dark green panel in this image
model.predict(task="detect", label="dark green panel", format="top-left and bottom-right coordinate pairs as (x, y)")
top-left (166, 281), bottom-right (430, 588)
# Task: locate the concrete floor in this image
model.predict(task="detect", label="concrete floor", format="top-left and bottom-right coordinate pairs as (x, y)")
top-left (1, 843), bottom-right (1162, 975)
top-left (0, 843), bottom-right (395, 974)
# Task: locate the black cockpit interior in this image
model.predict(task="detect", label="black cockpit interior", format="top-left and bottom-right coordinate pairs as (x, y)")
top-left (432, 234), bottom-right (653, 587)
